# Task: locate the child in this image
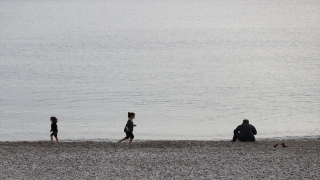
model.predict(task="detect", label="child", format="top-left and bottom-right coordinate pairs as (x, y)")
top-left (50, 116), bottom-right (59, 142)
top-left (118, 112), bottom-right (137, 143)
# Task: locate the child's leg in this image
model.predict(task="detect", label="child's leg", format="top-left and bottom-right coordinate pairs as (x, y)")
top-left (118, 137), bottom-right (126, 143)
top-left (119, 132), bottom-right (130, 143)
top-left (50, 135), bottom-right (53, 142)
top-left (129, 133), bottom-right (134, 143)
top-left (55, 137), bottom-right (59, 142)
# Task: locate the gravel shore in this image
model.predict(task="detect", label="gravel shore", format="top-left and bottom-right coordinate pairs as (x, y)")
top-left (1, 139), bottom-right (319, 179)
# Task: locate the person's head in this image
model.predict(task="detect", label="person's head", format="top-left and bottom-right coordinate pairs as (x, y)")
top-left (243, 119), bottom-right (249, 124)
top-left (128, 112), bottom-right (135, 120)
top-left (50, 116), bottom-right (58, 123)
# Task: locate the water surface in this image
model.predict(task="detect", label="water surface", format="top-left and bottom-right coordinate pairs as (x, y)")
top-left (1, 0), bottom-right (319, 141)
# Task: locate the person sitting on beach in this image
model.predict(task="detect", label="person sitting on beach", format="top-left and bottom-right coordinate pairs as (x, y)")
top-left (118, 112), bottom-right (137, 144)
top-left (50, 116), bottom-right (59, 143)
top-left (232, 119), bottom-right (257, 142)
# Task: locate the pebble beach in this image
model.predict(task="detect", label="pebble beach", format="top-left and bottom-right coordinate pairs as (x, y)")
top-left (1, 138), bottom-right (319, 179)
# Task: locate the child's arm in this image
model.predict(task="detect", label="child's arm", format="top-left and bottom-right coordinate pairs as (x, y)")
top-left (126, 126), bottom-right (129, 132)
top-left (134, 124), bottom-right (137, 126)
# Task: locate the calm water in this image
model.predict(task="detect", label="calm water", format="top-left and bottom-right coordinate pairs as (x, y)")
top-left (1, 0), bottom-right (319, 141)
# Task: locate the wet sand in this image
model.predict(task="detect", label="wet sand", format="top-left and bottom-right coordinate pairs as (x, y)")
top-left (1, 139), bottom-right (319, 179)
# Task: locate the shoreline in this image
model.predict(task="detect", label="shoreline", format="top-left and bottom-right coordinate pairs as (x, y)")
top-left (1, 138), bottom-right (319, 150)
top-left (1, 139), bottom-right (319, 179)
top-left (1, 135), bottom-right (319, 143)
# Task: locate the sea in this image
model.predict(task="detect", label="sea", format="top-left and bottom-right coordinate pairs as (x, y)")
top-left (1, 0), bottom-right (319, 141)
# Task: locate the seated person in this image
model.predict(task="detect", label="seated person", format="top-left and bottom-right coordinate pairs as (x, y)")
top-left (232, 119), bottom-right (257, 142)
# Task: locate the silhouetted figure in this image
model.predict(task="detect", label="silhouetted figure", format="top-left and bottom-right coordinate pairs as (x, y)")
top-left (232, 119), bottom-right (257, 142)
top-left (118, 112), bottom-right (137, 144)
top-left (50, 116), bottom-right (59, 143)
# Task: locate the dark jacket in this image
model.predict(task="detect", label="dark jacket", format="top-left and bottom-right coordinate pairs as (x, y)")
top-left (51, 123), bottom-right (58, 132)
top-left (234, 123), bottom-right (257, 141)
top-left (124, 120), bottom-right (134, 132)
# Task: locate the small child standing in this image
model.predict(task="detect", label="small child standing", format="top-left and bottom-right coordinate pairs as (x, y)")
top-left (118, 112), bottom-right (137, 143)
top-left (50, 116), bottom-right (59, 142)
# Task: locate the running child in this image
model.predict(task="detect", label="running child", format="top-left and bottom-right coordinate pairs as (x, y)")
top-left (118, 112), bottom-right (137, 143)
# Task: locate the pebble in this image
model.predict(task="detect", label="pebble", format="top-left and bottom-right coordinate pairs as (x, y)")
top-left (0, 139), bottom-right (319, 179)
